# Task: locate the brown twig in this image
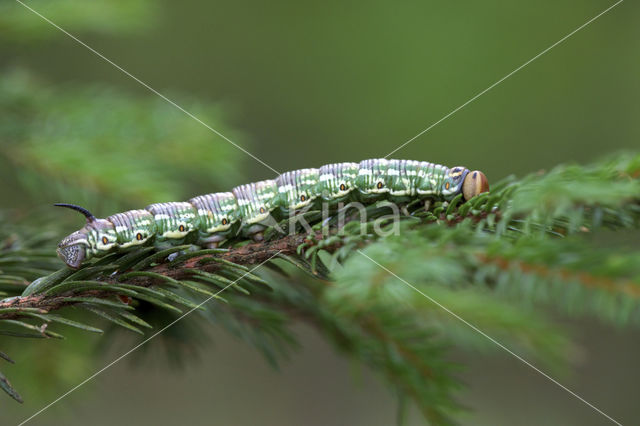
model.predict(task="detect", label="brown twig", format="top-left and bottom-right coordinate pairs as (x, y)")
top-left (476, 253), bottom-right (640, 298)
top-left (0, 230), bottom-right (336, 320)
top-left (0, 207), bottom-right (495, 321)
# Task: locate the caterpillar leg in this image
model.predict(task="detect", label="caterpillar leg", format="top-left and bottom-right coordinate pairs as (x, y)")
top-left (154, 243), bottom-right (197, 262)
top-left (154, 241), bottom-right (176, 251)
top-left (424, 200), bottom-right (431, 212)
top-left (197, 234), bottom-right (226, 250)
top-left (252, 232), bottom-right (264, 242)
top-left (167, 251), bottom-right (182, 261)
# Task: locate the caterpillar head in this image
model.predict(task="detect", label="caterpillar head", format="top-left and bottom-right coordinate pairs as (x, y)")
top-left (55, 203), bottom-right (118, 269)
top-left (462, 170), bottom-right (489, 201)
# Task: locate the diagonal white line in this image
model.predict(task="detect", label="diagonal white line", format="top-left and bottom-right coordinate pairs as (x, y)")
top-left (384, 0), bottom-right (624, 159)
top-left (356, 249), bottom-right (622, 426)
top-left (18, 251), bottom-right (282, 426)
top-left (15, 0), bottom-right (281, 176)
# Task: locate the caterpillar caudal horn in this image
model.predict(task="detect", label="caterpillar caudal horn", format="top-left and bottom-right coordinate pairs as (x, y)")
top-left (54, 203), bottom-right (97, 223)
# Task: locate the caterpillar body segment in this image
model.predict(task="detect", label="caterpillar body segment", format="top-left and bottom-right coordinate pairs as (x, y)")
top-left (442, 166), bottom-right (470, 199)
top-left (275, 168), bottom-right (320, 215)
top-left (189, 192), bottom-right (240, 247)
top-left (145, 202), bottom-right (198, 243)
top-left (385, 159), bottom-right (432, 203)
top-left (107, 209), bottom-right (155, 249)
top-left (56, 159), bottom-right (489, 268)
top-left (86, 219), bottom-right (119, 256)
top-left (317, 162), bottom-right (359, 206)
top-left (355, 159), bottom-right (391, 202)
top-left (232, 179), bottom-right (279, 236)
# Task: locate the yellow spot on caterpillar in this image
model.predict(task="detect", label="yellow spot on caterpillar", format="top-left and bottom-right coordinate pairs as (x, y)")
top-left (179, 225), bottom-right (185, 232)
top-left (102, 236), bottom-right (108, 244)
top-left (300, 194), bottom-right (306, 202)
top-left (136, 233), bottom-right (143, 241)
top-left (339, 183), bottom-right (346, 191)
top-left (221, 218), bottom-right (228, 225)
top-left (376, 182), bottom-right (383, 189)
top-left (445, 182), bottom-right (450, 190)
top-left (259, 207), bottom-right (266, 214)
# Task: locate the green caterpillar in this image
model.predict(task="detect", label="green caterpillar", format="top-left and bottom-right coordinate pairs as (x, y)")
top-left (56, 159), bottom-right (489, 268)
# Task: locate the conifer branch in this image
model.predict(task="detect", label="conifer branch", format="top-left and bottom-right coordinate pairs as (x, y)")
top-left (0, 152), bottom-right (638, 424)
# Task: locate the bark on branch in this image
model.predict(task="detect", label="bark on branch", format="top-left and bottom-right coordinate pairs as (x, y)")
top-left (0, 209), bottom-right (492, 321)
top-left (0, 231), bottom-right (333, 320)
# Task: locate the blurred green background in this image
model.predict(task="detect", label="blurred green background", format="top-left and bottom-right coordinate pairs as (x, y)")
top-left (1, 0), bottom-right (639, 424)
